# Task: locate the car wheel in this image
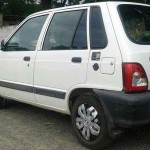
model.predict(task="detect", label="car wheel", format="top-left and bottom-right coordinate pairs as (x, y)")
top-left (72, 94), bottom-right (112, 150)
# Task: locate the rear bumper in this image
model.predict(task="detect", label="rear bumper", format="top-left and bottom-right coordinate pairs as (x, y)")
top-left (93, 89), bottom-right (150, 128)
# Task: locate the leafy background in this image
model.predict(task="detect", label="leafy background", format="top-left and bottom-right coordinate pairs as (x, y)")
top-left (0, 0), bottom-right (149, 16)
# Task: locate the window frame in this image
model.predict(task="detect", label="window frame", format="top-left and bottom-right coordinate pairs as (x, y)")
top-left (3, 13), bottom-right (49, 52)
top-left (71, 10), bottom-right (88, 50)
top-left (89, 6), bottom-right (108, 50)
top-left (41, 7), bottom-right (89, 51)
top-left (118, 4), bottom-right (150, 45)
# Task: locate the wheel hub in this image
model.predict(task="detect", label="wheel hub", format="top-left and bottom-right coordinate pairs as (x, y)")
top-left (76, 104), bottom-right (101, 141)
top-left (83, 119), bottom-right (89, 127)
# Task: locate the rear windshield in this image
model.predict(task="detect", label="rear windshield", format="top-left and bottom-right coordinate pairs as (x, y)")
top-left (118, 4), bottom-right (150, 45)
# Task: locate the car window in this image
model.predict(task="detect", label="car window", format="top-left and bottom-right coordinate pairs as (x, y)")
top-left (118, 5), bottom-right (150, 45)
top-left (72, 10), bottom-right (87, 49)
top-left (43, 9), bottom-right (87, 50)
top-left (4, 15), bottom-right (48, 51)
top-left (90, 6), bottom-right (108, 49)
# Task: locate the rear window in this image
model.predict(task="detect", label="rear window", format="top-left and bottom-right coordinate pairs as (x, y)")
top-left (118, 4), bottom-right (150, 45)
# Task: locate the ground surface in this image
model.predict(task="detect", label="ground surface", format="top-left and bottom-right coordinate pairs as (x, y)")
top-left (1, 27), bottom-right (150, 150)
top-left (0, 101), bottom-right (150, 150)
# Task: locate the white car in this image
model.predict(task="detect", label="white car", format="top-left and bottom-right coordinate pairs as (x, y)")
top-left (0, 1), bottom-right (150, 149)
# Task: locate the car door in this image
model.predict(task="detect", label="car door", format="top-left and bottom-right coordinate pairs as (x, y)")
top-left (34, 8), bottom-right (90, 110)
top-left (86, 5), bottom-right (122, 91)
top-left (0, 14), bottom-right (48, 102)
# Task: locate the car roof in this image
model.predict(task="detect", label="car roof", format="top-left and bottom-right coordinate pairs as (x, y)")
top-left (29, 1), bottom-right (150, 17)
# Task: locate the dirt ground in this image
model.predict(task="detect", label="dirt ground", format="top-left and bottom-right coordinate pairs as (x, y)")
top-left (0, 100), bottom-right (150, 150)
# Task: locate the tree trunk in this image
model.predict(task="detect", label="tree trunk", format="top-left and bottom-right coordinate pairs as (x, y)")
top-left (0, 13), bottom-right (3, 27)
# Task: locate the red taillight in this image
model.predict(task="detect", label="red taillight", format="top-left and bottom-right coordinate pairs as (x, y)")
top-left (122, 63), bottom-right (148, 93)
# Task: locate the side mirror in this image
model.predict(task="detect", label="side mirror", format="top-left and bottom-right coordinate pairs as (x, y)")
top-left (1, 39), bottom-right (5, 51)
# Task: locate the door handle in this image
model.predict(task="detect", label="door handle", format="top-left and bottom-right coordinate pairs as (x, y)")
top-left (91, 52), bottom-right (101, 61)
top-left (71, 57), bottom-right (82, 63)
top-left (23, 56), bottom-right (30, 61)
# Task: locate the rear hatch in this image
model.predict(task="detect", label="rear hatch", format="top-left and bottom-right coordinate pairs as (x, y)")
top-left (108, 3), bottom-right (150, 90)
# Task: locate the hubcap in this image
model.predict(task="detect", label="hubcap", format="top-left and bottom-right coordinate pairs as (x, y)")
top-left (76, 104), bottom-right (100, 141)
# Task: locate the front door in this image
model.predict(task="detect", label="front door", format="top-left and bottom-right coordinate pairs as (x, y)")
top-left (0, 15), bottom-right (48, 102)
top-left (34, 8), bottom-right (90, 110)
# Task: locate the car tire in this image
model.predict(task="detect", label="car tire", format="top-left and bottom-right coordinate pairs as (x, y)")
top-left (71, 94), bottom-right (112, 150)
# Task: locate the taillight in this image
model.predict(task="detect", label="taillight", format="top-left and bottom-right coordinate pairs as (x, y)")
top-left (122, 63), bottom-right (148, 93)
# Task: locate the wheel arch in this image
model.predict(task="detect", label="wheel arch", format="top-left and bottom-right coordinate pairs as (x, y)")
top-left (67, 88), bottom-right (122, 139)
top-left (68, 88), bottom-right (95, 113)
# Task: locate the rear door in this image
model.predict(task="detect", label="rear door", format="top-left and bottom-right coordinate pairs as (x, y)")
top-left (86, 4), bottom-right (123, 91)
top-left (34, 7), bottom-right (90, 110)
top-left (0, 14), bottom-right (48, 102)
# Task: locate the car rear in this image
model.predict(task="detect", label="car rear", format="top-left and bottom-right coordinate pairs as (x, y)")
top-left (98, 2), bottom-right (150, 128)
top-left (108, 2), bottom-right (150, 93)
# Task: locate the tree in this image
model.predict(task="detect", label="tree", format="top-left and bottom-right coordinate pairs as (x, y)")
top-left (52, 0), bottom-right (150, 8)
top-left (1, 0), bottom-right (149, 16)
top-left (0, 0), bottom-right (4, 7)
top-left (52, 0), bottom-right (78, 8)
top-left (41, 0), bottom-right (52, 9)
top-left (1, 0), bottom-right (42, 16)
top-left (0, 0), bottom-right (4, 12)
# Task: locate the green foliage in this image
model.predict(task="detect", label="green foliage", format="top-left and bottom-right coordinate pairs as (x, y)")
top-left (52, 0), bottom-right (149, 7)
top-left (0, 0), bottom-right (149, 16)
top-left (81, 0), bottom-right (149, 4)
top-left (1, 0), bottom-right (42, 16)
top-left (41, 0), bottom-right (52, 9)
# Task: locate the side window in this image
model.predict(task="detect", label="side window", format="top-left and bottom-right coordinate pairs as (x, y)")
top-left (43, 9), bottom-right (87, 50)
top-left (4, 15), bottom-right (48, 51)
top-left (72, 10), bottom-right (87, 49)
top-left (90, 6), bottom-right (107, 49)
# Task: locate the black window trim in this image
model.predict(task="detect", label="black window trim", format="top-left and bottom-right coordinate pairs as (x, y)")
top-left (89, 5), bottom-right (108, 50)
